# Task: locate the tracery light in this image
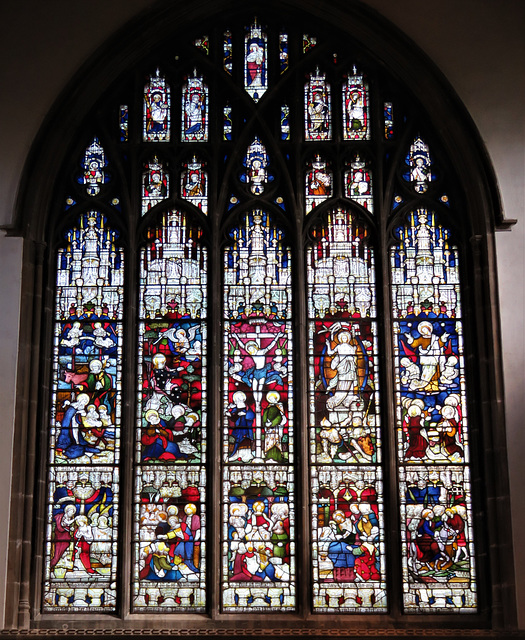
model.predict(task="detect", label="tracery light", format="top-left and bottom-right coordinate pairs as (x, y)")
top-left (142, 157), bottom-right (169, 216)
top-left (305, 69), bottom-right (332, 141)
top-left (342, 67), bottom-right (370, 141)
top-left (181, 71), bottom-right (208, 142)
top-left (143, 70), bottom-right (170, 142)
top-left (80, 138), bottom-right (108, 196)
top-left (344, 155), bottom-right (373, 213)
top-left (306, 156), bottom-right (332, 213)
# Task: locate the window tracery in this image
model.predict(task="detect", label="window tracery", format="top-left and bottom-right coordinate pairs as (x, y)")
top-left (37, 12), bottom-right (486, 626)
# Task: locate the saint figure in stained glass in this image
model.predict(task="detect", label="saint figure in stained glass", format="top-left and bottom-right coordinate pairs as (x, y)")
top-left (342, 68), bottom-right (370, 141)
top-left (404, 137), bottom-right (432, 193)
top-left (182, 72), bottom-right (208, 142)
top-left (345, 155), bottom-right (373, 212)
top-left (244, 20), bottom-right (268, 102)
top-left (143, 70), bottom-right (170, 142)
top-left (305, 70), bottom-right (331, 141)
top-left (306, 156), bottom-right (332, 213)
top-left (79, 138), bottom-right (109, 196)
top-left (181, 157), bottom-right (207, 214)
top-left (241, 138), bottom-right (271, 195)
top-left (142, 157), bottom-right (169, 216)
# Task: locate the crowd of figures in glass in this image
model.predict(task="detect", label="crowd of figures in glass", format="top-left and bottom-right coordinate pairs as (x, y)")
top-left (142, 158), bottom-right (169, 215)
top-left (342, 68), bottom-right (370, 141)
top-left (305, 156), bottom-right (332, 214)
top-left (44, 211), bottom-right (124, 610)
top-left (244, 21), bottom-right (267, 102)
top-left (222, 211), bottom-right (295, 610)
top-left (133, 210), bottom-right (207, 610)
top-left (392, 209), bottom-right (476, 610)
top-left (42, 20), bottom-right (482, 619)
top-left (305, 70), bottom-right (332, 141)
top-left (143, 70), bottom-right (170, 142)
top-left (181, 72), bottom-right (208, 142)
top-left (307, 209), bottom-right (386, 610)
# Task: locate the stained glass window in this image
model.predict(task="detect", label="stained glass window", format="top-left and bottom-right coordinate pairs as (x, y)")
top-left (181, 157), bottom-right (207, 214)
top-left (224, 103), bottom-right (233, 140)
top-left (119, 106), bottom-right (129, 142)
top-left (181, 72), bottom-right (208, 142)
top-left (142, 157), bottom-right (169, 216)
top-left (307, 208), bottom-right (386, 611)
top-left (384, 102), bottom-right (393, 139)
top-left (39, 18), bottom-right (489, 627)
top-left (79, 138), bottom-right (109, 196)
top-left (305, 69), bottom-right (331, 141)
top-left (133, 210), bottom-right (207, 611)
top-left (241, 138), bottom-right (271, 195)
top-left (281, 104), bottom-right (290, 141)
top-left (342, 68), bottom-right (370, 141)
top-left (244, 20), bottom-right (268, 102)
top-left (279, 32), bottom-right (289, 73)
top-left (344, 156), bottom-right (373, 213)
top-left (193, 36), bottom-right (209, 55)
top-left (404, 137), bottom-right (432, 193)
top-left (303, 34), bottom-right (317, 53)
top-left (391, 209), bottom-right (476, 611)
top-left (224, 31), bottom-right (233, 75)
top-left (44, 211), bottom-right (123, 611)
top-left (222, 211), bottom-right (295, 610)
top-left (143, 70), bottom-right (170, 142)
top-left (306, 156), bottom-right (333, 214)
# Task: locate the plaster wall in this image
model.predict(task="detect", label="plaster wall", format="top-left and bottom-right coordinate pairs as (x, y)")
top-left (0, 0), bottom-right (522, 628)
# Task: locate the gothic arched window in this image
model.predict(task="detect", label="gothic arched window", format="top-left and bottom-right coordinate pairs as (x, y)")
top-left (11, 3), bottom-right (516, 635)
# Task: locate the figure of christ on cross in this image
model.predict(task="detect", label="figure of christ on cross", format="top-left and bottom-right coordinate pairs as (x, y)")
top-left (229, 324), bottom-right (285, 462)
